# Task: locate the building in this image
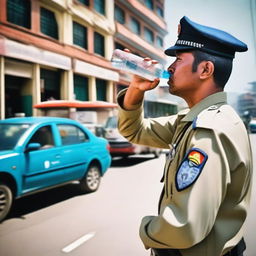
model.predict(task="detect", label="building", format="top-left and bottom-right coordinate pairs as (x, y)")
top-left (0, 0), bottom-right (119, 120)
top-left (0, 0), bottom-right (168, 121)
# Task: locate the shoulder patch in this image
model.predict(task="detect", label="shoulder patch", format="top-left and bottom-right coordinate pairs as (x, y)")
top-left (175, 148), bottom-right (208, 191)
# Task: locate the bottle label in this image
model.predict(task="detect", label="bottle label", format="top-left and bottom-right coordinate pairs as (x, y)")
top-left (126, 60), bottom-right (137, 70)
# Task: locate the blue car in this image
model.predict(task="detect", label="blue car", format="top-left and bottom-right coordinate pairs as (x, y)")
top-left (0, 117), bottom-right (111, 221)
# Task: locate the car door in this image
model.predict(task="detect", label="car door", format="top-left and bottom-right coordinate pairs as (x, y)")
top-left (56, 124), bottom-right (92, 180)
top-left (22, 124), bottom-right (66, 193)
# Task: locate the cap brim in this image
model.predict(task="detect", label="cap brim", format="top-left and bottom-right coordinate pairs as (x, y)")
top-left (164, 46), bottom-right (195, 56)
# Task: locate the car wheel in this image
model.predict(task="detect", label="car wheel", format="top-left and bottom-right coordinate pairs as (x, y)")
top-left (0, 183), bottom-right (13, 222)
top-left (80, 164), bottom-right (101, 193)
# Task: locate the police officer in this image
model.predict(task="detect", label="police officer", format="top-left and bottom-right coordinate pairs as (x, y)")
top-left (117, 16), bottom-right (253, 256)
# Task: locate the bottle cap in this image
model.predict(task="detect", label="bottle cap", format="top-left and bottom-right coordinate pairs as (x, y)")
top-left (161, 70), bottom-right (171, 79)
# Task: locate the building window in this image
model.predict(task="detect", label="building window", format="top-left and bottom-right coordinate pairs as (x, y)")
top-left (7, 0), bottom-right (31, 29)
top-left (96, 79), bottom-right (107, 101)
top-left (114, 4), bottom-right (125, 24)
top-left (74, 75), bottom-right (89, 101)
top-left (94, 32), bottom-right (105, 56)
top-left (144, 27), bottom-right (154, 43)
top-left (40, 7), bottom-right (59, 39)
top-left (144, 0), bottom-right (154, 10)
top-left (77, 0), bottom-right (89, 6)
top-left (40, 69), bottom-right (60, 101)
top-left (130, 17), bottom-right (140, 35)
top-left (73, 21), bottom-right (88, 50)
top-left (5, 75), bottom-right (32, 118)
top-left (115, 42), bottom-right (125, 50)
top-left (156, 6), bottom-right (164, 17)
top-left (94, 0), bottom-right (105, 15)
top-left (156, 36), bottom-right (163, 48)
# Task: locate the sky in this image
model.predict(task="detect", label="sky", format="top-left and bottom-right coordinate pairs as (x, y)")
top-left (163, 0), bottom-right (256, 93)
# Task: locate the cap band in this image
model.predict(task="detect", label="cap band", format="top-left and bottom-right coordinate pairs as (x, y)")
top-left (176, 40), bottom-right (204, 49)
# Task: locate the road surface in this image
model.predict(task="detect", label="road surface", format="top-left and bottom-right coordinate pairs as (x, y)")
top-left (0, 135), bottom-right (255, 256)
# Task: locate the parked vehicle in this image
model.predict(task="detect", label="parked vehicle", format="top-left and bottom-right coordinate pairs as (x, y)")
top-left (34, 100), bottom-right (118, 137)
top-left (0, 117), bottom-right (111, 222)
top-left (82, 123), bottom-right (106, 137)
top-left (104, 116), bottom-right (161, 158)
top-left (249, 119), bottom-right (256, 133)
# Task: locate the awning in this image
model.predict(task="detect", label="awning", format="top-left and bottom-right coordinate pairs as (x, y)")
top-left (34, 100), bottom-right (117, 109)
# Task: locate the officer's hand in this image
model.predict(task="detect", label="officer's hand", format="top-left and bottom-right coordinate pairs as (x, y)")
top-left (130, 75), bottom-right (160, 92)
top-left (123, 49), bottom-right (160, 92)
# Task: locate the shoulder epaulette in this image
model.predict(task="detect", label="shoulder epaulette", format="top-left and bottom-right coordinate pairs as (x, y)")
top-left (192, 105), bottom-right (222, 130)
top-left (192, 104), bottom-right (241, 131)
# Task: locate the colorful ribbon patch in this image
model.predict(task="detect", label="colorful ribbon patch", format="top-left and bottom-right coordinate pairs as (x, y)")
top-left (175, 148), bottom-right (208, 191)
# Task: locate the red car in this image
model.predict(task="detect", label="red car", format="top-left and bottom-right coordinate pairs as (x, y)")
top-left (104, 116), bottom-right (161, 158)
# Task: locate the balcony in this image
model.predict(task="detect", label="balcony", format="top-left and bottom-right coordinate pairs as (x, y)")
top-left (115, 23), bottom-right (166, 64)
top-left (116, 0), bottom-right (167, 35)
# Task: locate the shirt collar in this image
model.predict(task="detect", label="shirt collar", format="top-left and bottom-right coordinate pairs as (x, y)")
top-left (181, 92), bottom-right (227, 122)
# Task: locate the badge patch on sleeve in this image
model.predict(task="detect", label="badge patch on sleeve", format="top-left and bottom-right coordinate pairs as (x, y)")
top-left (175, 148), bottom-right (208, 191)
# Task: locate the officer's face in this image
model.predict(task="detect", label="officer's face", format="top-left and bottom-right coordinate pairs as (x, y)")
top-left (167, 52), bottom-right (200, 97)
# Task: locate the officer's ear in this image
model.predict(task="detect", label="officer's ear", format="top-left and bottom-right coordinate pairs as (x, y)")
top-left (199, 61), bottom-right (214, 80)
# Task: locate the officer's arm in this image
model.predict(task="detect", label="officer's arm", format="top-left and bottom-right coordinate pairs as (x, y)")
top-left (139, 128), bottom-right (232, 249)
top-left (117, 89), bottom-right (177, 149)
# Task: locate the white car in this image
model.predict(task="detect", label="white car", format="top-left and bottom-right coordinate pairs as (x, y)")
top-left (104, 116), bottom-right (161, 158)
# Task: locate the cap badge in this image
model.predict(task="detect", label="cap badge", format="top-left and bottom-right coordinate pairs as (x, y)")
top-left (177, 24), bottom-right (181, 36)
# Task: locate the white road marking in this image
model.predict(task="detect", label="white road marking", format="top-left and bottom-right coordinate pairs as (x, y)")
top-left (62, 232), bottom-right (96, 253)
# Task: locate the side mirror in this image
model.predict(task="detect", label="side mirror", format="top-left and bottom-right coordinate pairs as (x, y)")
top-left (25, 143), bottom-right (41, 152)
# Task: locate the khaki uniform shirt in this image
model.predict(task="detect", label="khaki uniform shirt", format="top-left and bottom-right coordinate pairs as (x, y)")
top-left (117, 90), bottom-right (253, 256)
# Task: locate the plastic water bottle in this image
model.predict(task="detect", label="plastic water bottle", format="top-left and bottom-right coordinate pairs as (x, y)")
top-left (111, 49), bottom-right (170, 81)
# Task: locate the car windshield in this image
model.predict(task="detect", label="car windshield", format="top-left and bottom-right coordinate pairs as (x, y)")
top-left (0, 123), bottom-right (31, 151)
top-left (105, 116), bottom-right (118, 129)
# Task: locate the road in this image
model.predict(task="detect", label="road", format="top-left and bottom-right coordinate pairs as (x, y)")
top-left (0, 154), bottom-right (164, 256)
top-left (0, 135), bottom-right (255, 256)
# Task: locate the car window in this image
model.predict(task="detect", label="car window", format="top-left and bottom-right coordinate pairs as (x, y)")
top-left (28, 125), bottom-right (54, 149)
top-left (0, 123), bottom-right (31, 151)
top-left (105, 116), bottom-right (117, 128)
top-left (57, 124), bottom-right (89, 145)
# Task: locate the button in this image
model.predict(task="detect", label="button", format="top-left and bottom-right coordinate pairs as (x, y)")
top-left (208, 105), bottom-right (218, 110)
